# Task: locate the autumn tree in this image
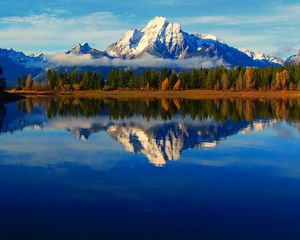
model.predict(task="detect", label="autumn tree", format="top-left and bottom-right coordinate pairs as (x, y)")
top-left (244, 68), bottom-right (256, 90)
top-left (281, 70), bottom-right (289, 90)
top-left (221, 72), bottom-right (229, 90)
top-left (161, 78), bottom-right (169, 91)
top-left (25, 74), bottom-right (33, 90)
top-left (236, 71), bottom-right (244, 90)
top-left (214, 80), bottom-right (220, 90)
top-left (173, 80), bottom-right (182, 91)
top-left (274, 72), bottom-right (282, 90)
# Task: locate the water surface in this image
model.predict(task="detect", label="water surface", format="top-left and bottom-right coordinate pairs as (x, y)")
top-left (0, 97), bottom-right (300, 240)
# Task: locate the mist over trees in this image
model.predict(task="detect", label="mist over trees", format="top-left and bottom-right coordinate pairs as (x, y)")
top-left (16, 64), bottom-right (300, 91)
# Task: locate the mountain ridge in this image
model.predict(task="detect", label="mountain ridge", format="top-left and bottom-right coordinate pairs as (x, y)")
top-left (0, 16), bottom-right (298, 85)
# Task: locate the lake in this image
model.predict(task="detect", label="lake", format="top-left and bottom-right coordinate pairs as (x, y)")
top-left (0, 97), bottom-right (300, 240)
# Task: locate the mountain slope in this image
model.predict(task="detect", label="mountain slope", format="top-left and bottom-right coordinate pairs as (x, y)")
top-left (66, 42), bottom-right (109, 58)
top-left (0, 48), bottom-right (47, 86)
top-left (106, 16), bottom-right (283, 67)
top-left (240, 48), bottom-right (284, 66)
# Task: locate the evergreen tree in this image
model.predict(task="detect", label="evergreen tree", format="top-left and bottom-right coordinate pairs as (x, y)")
top-left (190, 68), bottom-right (198, 89)
top-left (169, 71), bottom-right (178, 89)
top-left (16, 76), bottom-right (22, 90)
top-left (0, 67), bottom-right (6, 91)
top-left (150, 68), bottom-right (159, 89)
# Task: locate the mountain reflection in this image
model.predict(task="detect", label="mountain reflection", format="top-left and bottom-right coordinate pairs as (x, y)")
top-left (1, 97), bottom-right (300, 166)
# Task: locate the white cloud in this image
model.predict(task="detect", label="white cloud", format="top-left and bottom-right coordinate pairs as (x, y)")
top-left (173, 3), bottom-right (300, 26)
top-left (0, 12), bottom-right (128, 53)
top-left (0, 3), bottom-right (299, 58)
top-left (47, 53), bottom-right (227, 69)
top-left (171, 3), bottom-right (300, 57)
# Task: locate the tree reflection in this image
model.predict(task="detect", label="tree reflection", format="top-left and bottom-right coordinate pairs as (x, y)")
top-left (17, 97), bottom-right (300, 122)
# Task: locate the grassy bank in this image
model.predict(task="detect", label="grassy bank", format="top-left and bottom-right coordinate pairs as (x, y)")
top-left (8, 89), bottom-right (300, 99)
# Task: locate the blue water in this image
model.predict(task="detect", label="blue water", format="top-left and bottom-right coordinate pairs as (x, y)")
top-left (0, 98), bottom-right (300, 240)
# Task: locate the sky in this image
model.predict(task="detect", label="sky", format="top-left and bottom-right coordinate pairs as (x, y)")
top-left (0, 0), bottom-right (299, 59)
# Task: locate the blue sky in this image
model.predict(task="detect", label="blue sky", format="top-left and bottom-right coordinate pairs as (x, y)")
top-left (0, 0), bottom-right (299, 58)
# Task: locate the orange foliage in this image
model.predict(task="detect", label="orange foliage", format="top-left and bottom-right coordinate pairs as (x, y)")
top-left (161, 78), bottom-right (169, 91)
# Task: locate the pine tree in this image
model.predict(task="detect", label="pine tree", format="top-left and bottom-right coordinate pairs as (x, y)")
top-left (16, 76), bottom-right (22, 90)
top-left (96, 73), bottom-right (104, 89)
top-left (150, 68), bottom-right (159, 89)
top-left (190, 68), bottom-right (198, 89)
top-left (0, 67), bottom-right (6, 91)
top-left (169, 71), bottom-right (178, 89)
top-left (21, 75), bottom-right (26, 89)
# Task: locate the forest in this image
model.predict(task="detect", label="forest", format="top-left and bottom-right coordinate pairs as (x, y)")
top-left (14, 63), bottom-right (300, 91)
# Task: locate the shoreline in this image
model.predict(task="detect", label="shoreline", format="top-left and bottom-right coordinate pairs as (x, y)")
top-left (0, 91), bottom-right (24, 104)
top-left (8, 89), bottom-right (300, 99)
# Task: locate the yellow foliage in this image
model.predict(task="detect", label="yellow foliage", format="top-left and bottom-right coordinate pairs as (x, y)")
top-left (173, 98), bottom-right (181, 110)
top-left (173, 80), bottom-right (182, 91)
top-left (161, 98), bottom-right (169, 111)
top-left (161, 78), bottom-right (169, 91)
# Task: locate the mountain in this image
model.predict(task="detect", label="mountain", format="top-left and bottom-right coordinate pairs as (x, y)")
top-left (0, 48), bottom-right (48, 86)
top-left (65, 42), bottom-right (109, 58)
top-left (107, 119), bottom-right (278, 166)
top-left (0, 16), bottom-right (292, 85)
top-left (240, 48), bottom-right (284, 66)
top-left (285, 49), bottom-right (300, 65)
top-left (106, 16), bottom-right (283, 67)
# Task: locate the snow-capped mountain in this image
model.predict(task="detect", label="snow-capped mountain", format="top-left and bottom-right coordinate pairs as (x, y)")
top-left (0, 48), bottom-right (48, 86)
top-left (106, 16), bottom-right (282, 66)
top-left (0, 48), bottom-right (47, 67)
top-left (66, 42), bottom-right (108, 58)
top-left (0, 16), bottom-right (294, 86)
top-left (240, 48), bottom-right (284, 66)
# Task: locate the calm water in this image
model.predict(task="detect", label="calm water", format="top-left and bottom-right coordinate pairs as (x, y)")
top-left (0, 97), bottom-right (300, 240)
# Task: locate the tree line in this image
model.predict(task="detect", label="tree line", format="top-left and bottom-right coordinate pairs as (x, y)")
top-left (0, 67), bottom-right (6, 91)
top-left (15, 64), bottom-right (300, 91)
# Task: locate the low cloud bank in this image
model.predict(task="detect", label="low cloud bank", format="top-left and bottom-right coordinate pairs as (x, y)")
top-left (46, 53), bottom-right (227, 69)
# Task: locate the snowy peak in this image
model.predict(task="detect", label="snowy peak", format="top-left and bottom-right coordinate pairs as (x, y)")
top-left (0, 48), bottom-right (47, 67)
top-left (66, 42), bottom-right (107, 58)
top-left (194, 33), bottom-right (224, 43)
top-left (143, 16), bottom-right (169, 33)
top-left (105, 16), bottom-right (284, 67)
top-left (240, 48), bottom-right (284, 66)
top-left (106, 16), bottom-right (189, 59)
